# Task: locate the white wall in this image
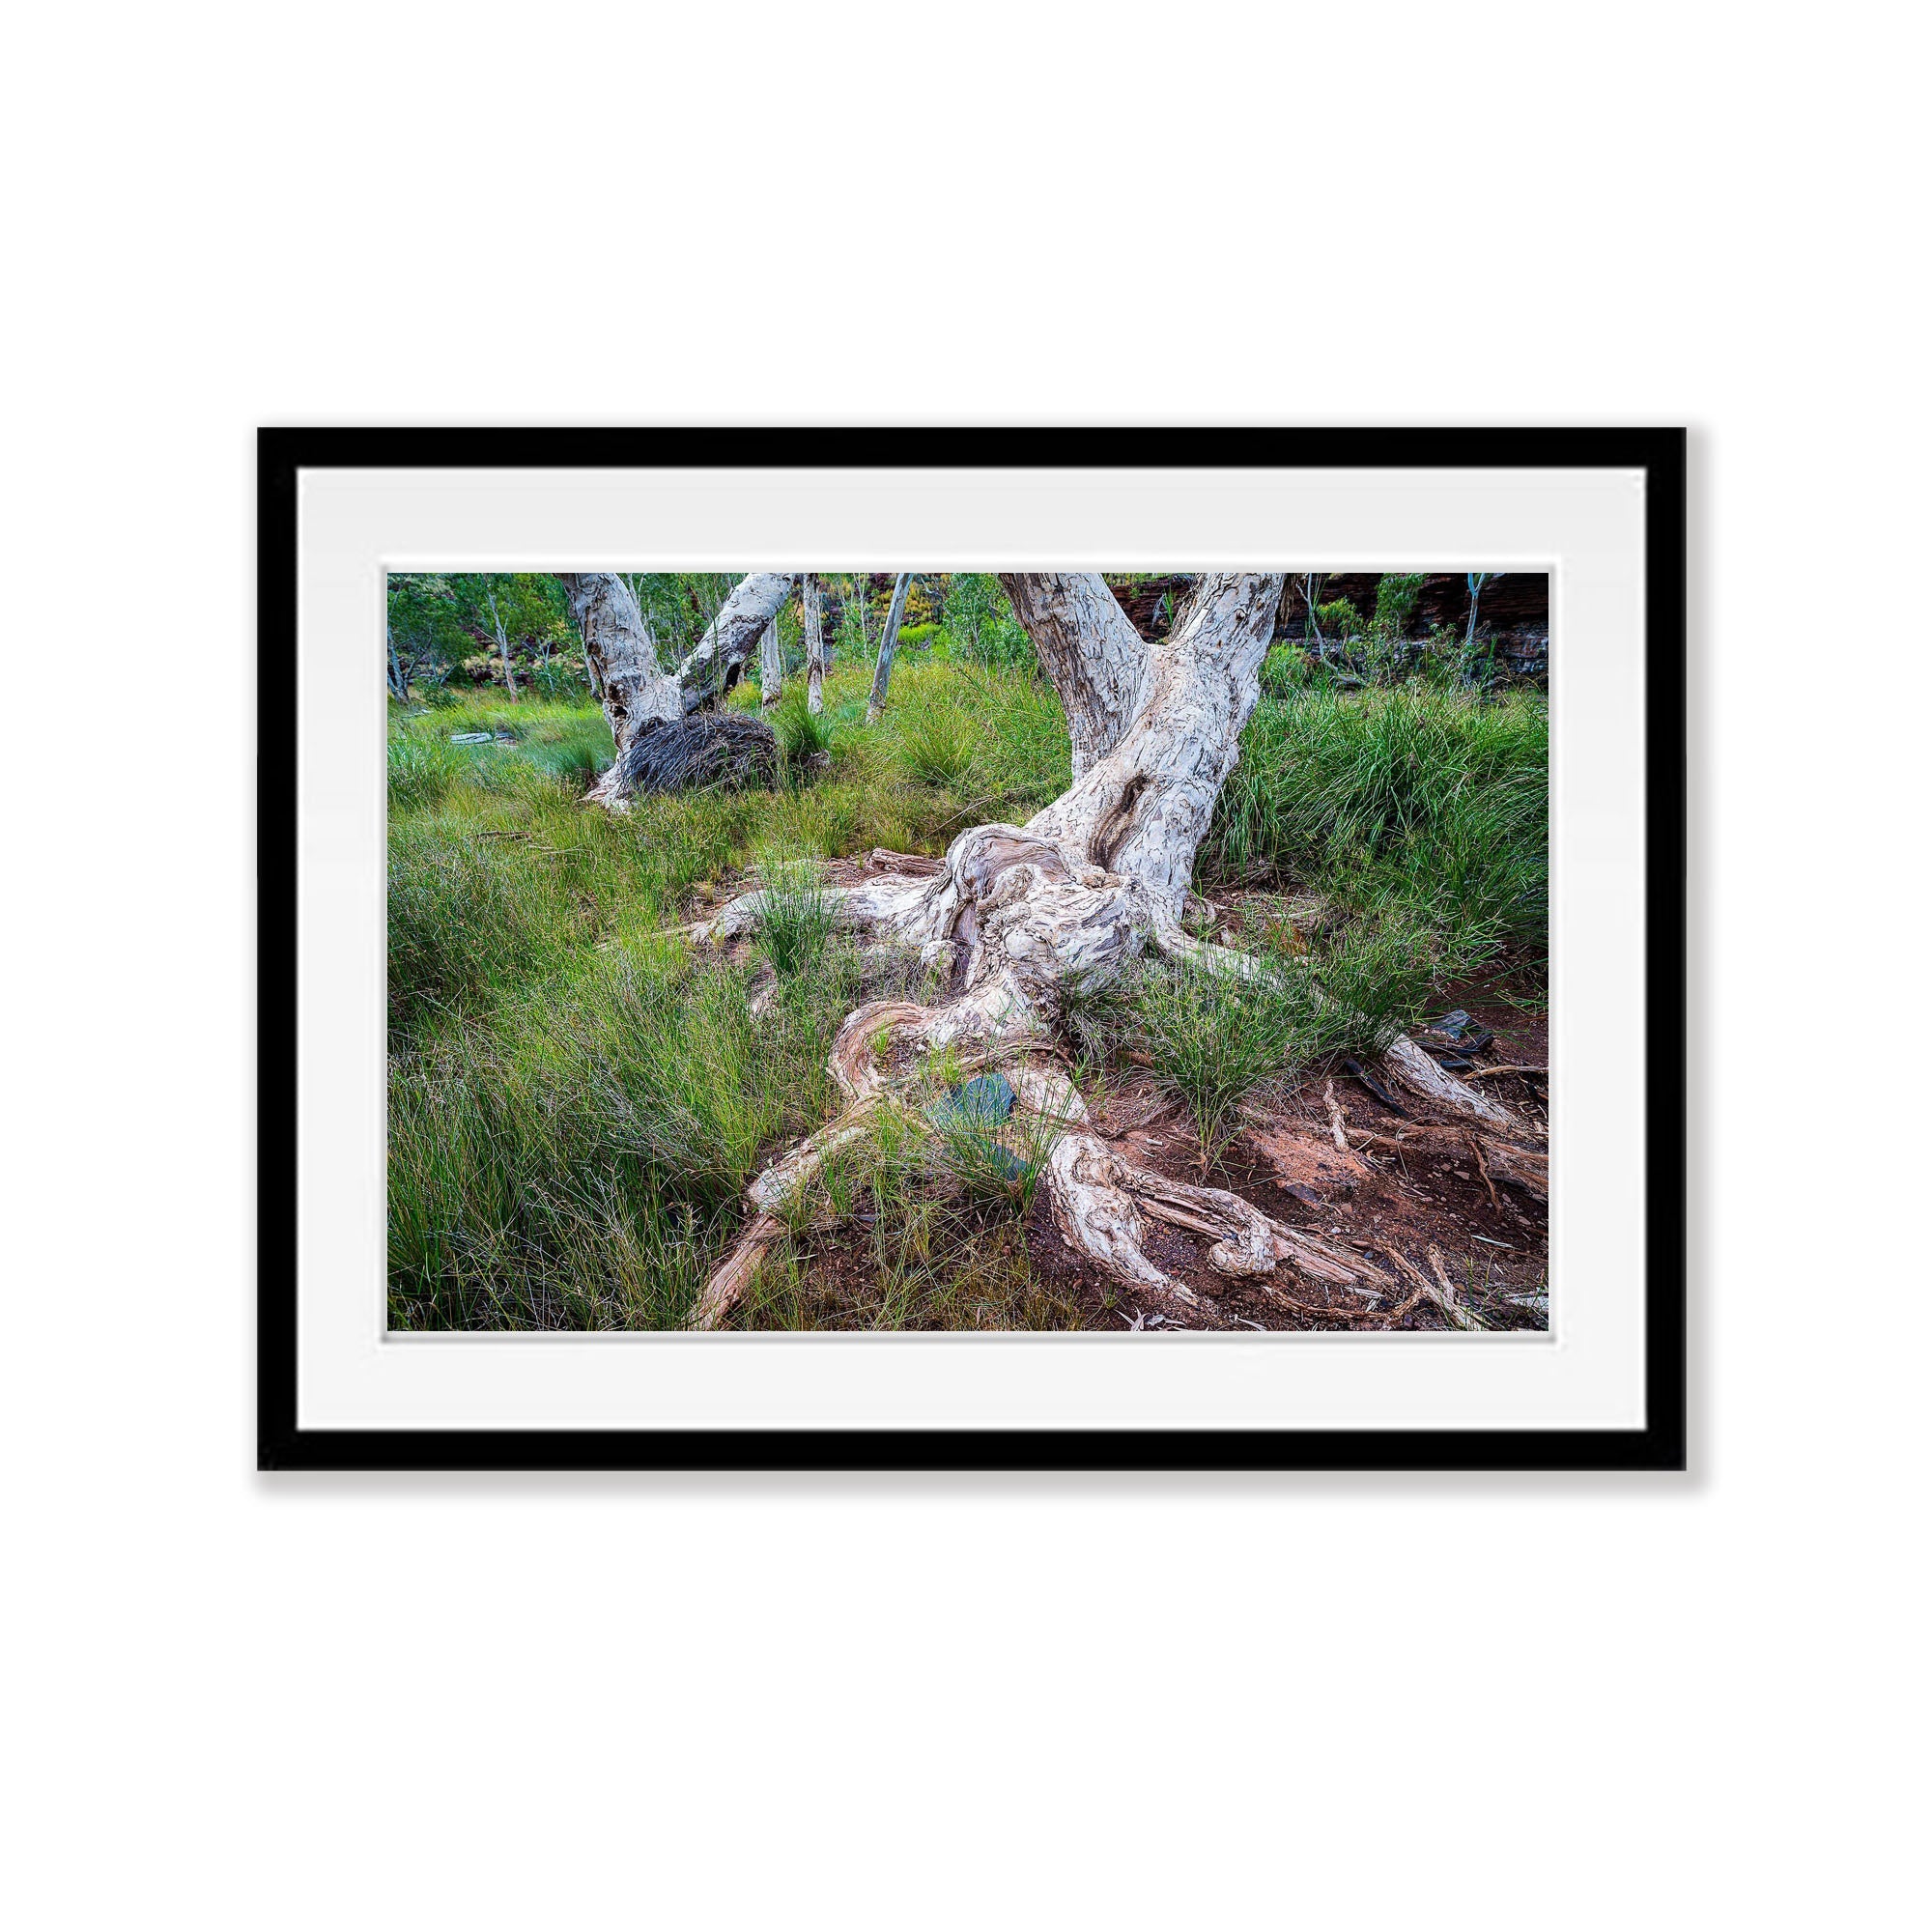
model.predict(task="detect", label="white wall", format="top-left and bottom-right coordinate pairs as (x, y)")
top-left (5, 6), bottom-right (1924, 1928)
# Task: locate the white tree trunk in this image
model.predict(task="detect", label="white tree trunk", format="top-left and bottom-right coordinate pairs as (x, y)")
top-left (802, 572), bottom-right (827, 715)
top-left (556, 573), bottom-right (681, 760)
top-left (996, 573), bottom-right (1150, 781)
top-left (1022, 571), bottom-right (1281, 925)
top-left (486, 588), bottom-right (519, 701)
top-left (674, 572), bottom-right (797, 707)
top-left (561, 572), bottom-right (797, 805)
top-left (866, 573), bottom-right (911, 724)
top-left (758, 615), bottom-right (782, 706)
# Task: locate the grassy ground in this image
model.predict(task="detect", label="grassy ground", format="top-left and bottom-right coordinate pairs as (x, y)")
top-left (387, 657), bottom-right (1547, 1329)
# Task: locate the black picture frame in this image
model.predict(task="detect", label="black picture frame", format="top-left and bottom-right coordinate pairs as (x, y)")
top-left (258, 427), bottom-right (1686, 1473)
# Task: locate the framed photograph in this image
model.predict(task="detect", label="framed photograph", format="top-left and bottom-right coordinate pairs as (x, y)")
top-left (259, 427), bottom-right (1684, 1471)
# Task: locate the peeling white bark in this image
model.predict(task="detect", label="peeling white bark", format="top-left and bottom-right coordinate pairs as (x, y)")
top-left (999, 573), bottom-right (1151, 781)
top-left (674, 572), bottom-right (797, 708)
top-left (758, 615), bottom-right (782, 706)
top-left (802, 572), bottom-right (826, 715)
top-left (1381, 1036), bottom-right (1532, 1133)
top-left (556, 573), bottom-right (681, 773)
top-left (866, 572), bottom-right (911, 724)
top-left (1023, 572), bottom-right (1283, 925)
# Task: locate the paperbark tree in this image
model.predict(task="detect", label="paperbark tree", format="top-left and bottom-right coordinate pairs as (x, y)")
top-left (802, 573), bottom-right (827, 714)
top-left (484, 586), bottom-right (520, 700)
top-left (555, 574), bottom-right (682, 786)
top-left (866, 572), bottom-right (912, 724)
top-left (558, 571), bottom-right (794, 805)
top-left (758, 615), bottom-right (782, 706)
top-left (693, 572), bottom-right (1531, 1325)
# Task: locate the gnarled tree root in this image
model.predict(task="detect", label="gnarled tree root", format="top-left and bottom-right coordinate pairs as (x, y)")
top-left (688, 1032), bottom-right (1396, 1332)
top-left (688, 1102), bottom-right (883, 1330)
top-left (686, 846), bottom-right (1535, 1329)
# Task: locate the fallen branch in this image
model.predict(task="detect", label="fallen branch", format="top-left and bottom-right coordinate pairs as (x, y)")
top-left (1321, 1078), bottom-right (1350, 1153)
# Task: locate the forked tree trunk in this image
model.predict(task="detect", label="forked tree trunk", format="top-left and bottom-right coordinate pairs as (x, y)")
top-left (560, 572), bottom-right (797, 804)
top-left (866, 573), bottom-right (911, 724)
top-left (758, 615), bottom-right (782, 706)
top-left (486, 589), bottom-right (519, 700)
top-left (802, 572), bottom-right (827, 715)
top-left (693, 570), bottom-right (1534, 1325)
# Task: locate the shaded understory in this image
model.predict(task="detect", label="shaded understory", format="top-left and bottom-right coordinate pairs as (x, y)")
top-left (387, 659), bottom-right (1548, 1331)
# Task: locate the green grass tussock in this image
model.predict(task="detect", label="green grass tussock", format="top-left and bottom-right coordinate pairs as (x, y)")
top-left (1207, 680), bottom-right (1548, 971)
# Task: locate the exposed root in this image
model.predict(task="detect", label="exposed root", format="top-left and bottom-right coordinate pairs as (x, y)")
top-left (688, 826), bottom-right (1532, 1331)
top-left (689, 1212), bottom-right (785, 1331)
top-left (1382, 1034), bottom-right (1535, 1135)
top-left (1346, 1123), bottom-right (1548, 1204)
top-left (1373, 1243), bottom-right (1488, 1333)
top-left (745, 1103), bottom-right (880, 1215)
top-left (695, 873), bottom-right (939, 951)
top-left (1016, 1067), bottom-right (1387, 1321)
top-left (1467, 1132), bottom-right (1504, 1213)
top-left (1321, 1077), bottom-right (1350, 1152)
top-left (829, 1003), bottom-right (936, 1102)
top-left (1041, 1128), bottom-right (1203, 1315)
top-left (689, 1102), bottom-right (886, 1329)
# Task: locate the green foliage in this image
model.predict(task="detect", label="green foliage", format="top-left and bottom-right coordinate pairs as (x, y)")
top-left (943, 573), bottom-right (1034, 671)
top-left (755, 858), bottom-right (835, 979)
top-left (388, 572), bottom-right (577, 696)
top-left (385, 573), bottom-right (471, 695)
top-left (1370, 572), bottom-right (1427, 640)
top-left (771, 688), bottom-right (836, 767)
top-left (896, 698), bottom-right (979, 787)
top-left (836, 575), bottom-right (872, 660)
top-left (1204, 680), bottom-right (1548, 977)
top-left (1260, 642), bottom-right (1311, 697)
top-left (923, 1076), bottom-right (1076, 1214)
top-left (1304, 912), bottom-right (1441, 1056)
top-left (388, 941), bottom-right (867, 1330)
top-left (1314, 596), bottom-right (1362, 638)
top-left (1122, 957), bottom-right (1326, 1169)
